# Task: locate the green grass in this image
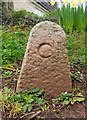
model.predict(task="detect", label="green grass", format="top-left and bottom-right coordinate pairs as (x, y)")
top-left (45, 6), bottom-right (87, 33)
top-left (1, 26), bottom-right (29, 65)
top-left (66, 32), bottom-right (86, 64)
top-left (1, 26), bottom-right (86, 66)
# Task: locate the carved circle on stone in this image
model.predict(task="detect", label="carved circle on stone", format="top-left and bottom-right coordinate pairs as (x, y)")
top-left (38, 43), bottom-right (52, 58)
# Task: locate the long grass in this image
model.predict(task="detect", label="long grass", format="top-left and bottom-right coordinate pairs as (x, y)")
top-left (46, 5), bottom-right (87, 33)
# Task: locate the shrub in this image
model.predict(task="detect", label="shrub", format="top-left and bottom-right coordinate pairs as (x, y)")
top-left (11, 10), bottom-right (27, 25)
top-left (2, 9), bottom-right (63, 27)
top-left (2, 10), bottom-right (43, 27)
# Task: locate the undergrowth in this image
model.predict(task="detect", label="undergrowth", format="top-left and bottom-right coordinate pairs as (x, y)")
top-left (52, 92), bottom-right (85, 106)
top-left (1, 26), bottom-right (29, 65)
top-left (0, 87), bottom-right (85, 118)
top-left (0, 87), bottom-right (46, 118)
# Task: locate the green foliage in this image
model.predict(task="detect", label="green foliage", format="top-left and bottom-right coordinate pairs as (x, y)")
top-left (70, 71), bottom-right (83, 82)
top-left (66, 32), bottom-right (85, 64)
top-left (71, 93), bottom-right (85, 104)
top-left (0, 87), bottom-right (45, 118)
top-left (1, 26), bottom-right (29, 65)
top-left (2, 70), bottom-right (13, 78)
top-left (0, 87), bottom-right (22, 118)
top-left (73, 6), bottom-right (86, 32)
top-left (52, 92), bottom-right (73, 105)
top-left (22, 12), bottom-right (43, 27)
top-left (2, 7), bottom-right (87, 32)
top-left (11, 10), bottom-right (27, 25)
top-left (3, 10), bottom-right (43, 26)
top-left (70, 72), bottom-right (77, 82)
top-left (52, 92), bottom-right (85, 106)
top-left (15, 88), bottom-right (45, 113)
top-left (46, 5), bottom-right (87, 33)
top-left (41, 104), bottom-right (49, 111)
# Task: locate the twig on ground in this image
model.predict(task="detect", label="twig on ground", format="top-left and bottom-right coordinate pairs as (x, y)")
top-left (29, 111), bottom-right (41, 120)
top-left (18, 111), bottom-right (41, 120)
top-left (18, 112), bottom-right (35, 120)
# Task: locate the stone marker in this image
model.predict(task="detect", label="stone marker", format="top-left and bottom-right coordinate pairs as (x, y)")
top-left (17, 21), bottom-right (72, 97)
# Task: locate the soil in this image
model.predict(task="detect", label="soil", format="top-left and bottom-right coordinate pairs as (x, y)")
top-left (1, 61), bottom-right (87, 119)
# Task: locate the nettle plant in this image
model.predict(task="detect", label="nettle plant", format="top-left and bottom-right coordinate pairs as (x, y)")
top-left (49, 0), bottom-right (87, 33)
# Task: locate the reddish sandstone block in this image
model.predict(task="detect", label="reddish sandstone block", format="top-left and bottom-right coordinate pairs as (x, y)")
top-left (17, 21), bottom-right (72, 97)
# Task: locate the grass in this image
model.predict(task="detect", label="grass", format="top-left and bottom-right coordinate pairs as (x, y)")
top-left (1, 26), bottom-right (86, 66)
top-left (45, 6), bottom-right (87, 33)
top-left (66, 31), bottom-right (86, 64)
top-left (1, 26), bottom-right (30, 65)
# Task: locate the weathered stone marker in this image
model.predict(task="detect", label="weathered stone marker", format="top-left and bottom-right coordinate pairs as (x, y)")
top-left (17, 21), bottom-right (72, 96)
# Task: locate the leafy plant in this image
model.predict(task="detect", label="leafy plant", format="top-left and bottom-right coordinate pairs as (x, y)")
top-left (41, 104), bottom-right (49, 111)
top-left (9, 102), bottom-right (22, 118)
top-left (0, 87), bottom-right (46, 118)
top-left (71, 93), bottom-right (85, 104)
top-left (11, 10), bottom-right (27, 25)
top-left (0, 87), bottom-right (22, 118)
top-left (70, 72), bottom-right (77, 82)
top-left (52, 92), bottom-right (85, 106)
top-left (15, 88), bottom-right (45, 113)
top-left (2, 10), bottom-right (43, 26)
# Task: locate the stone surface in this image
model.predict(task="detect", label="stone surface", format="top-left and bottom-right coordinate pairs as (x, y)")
top-left (17, 21), bottom-right (72, 97)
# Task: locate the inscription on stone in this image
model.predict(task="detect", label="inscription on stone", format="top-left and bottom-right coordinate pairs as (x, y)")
top-left (17, 21), bottom-right (72, 97)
